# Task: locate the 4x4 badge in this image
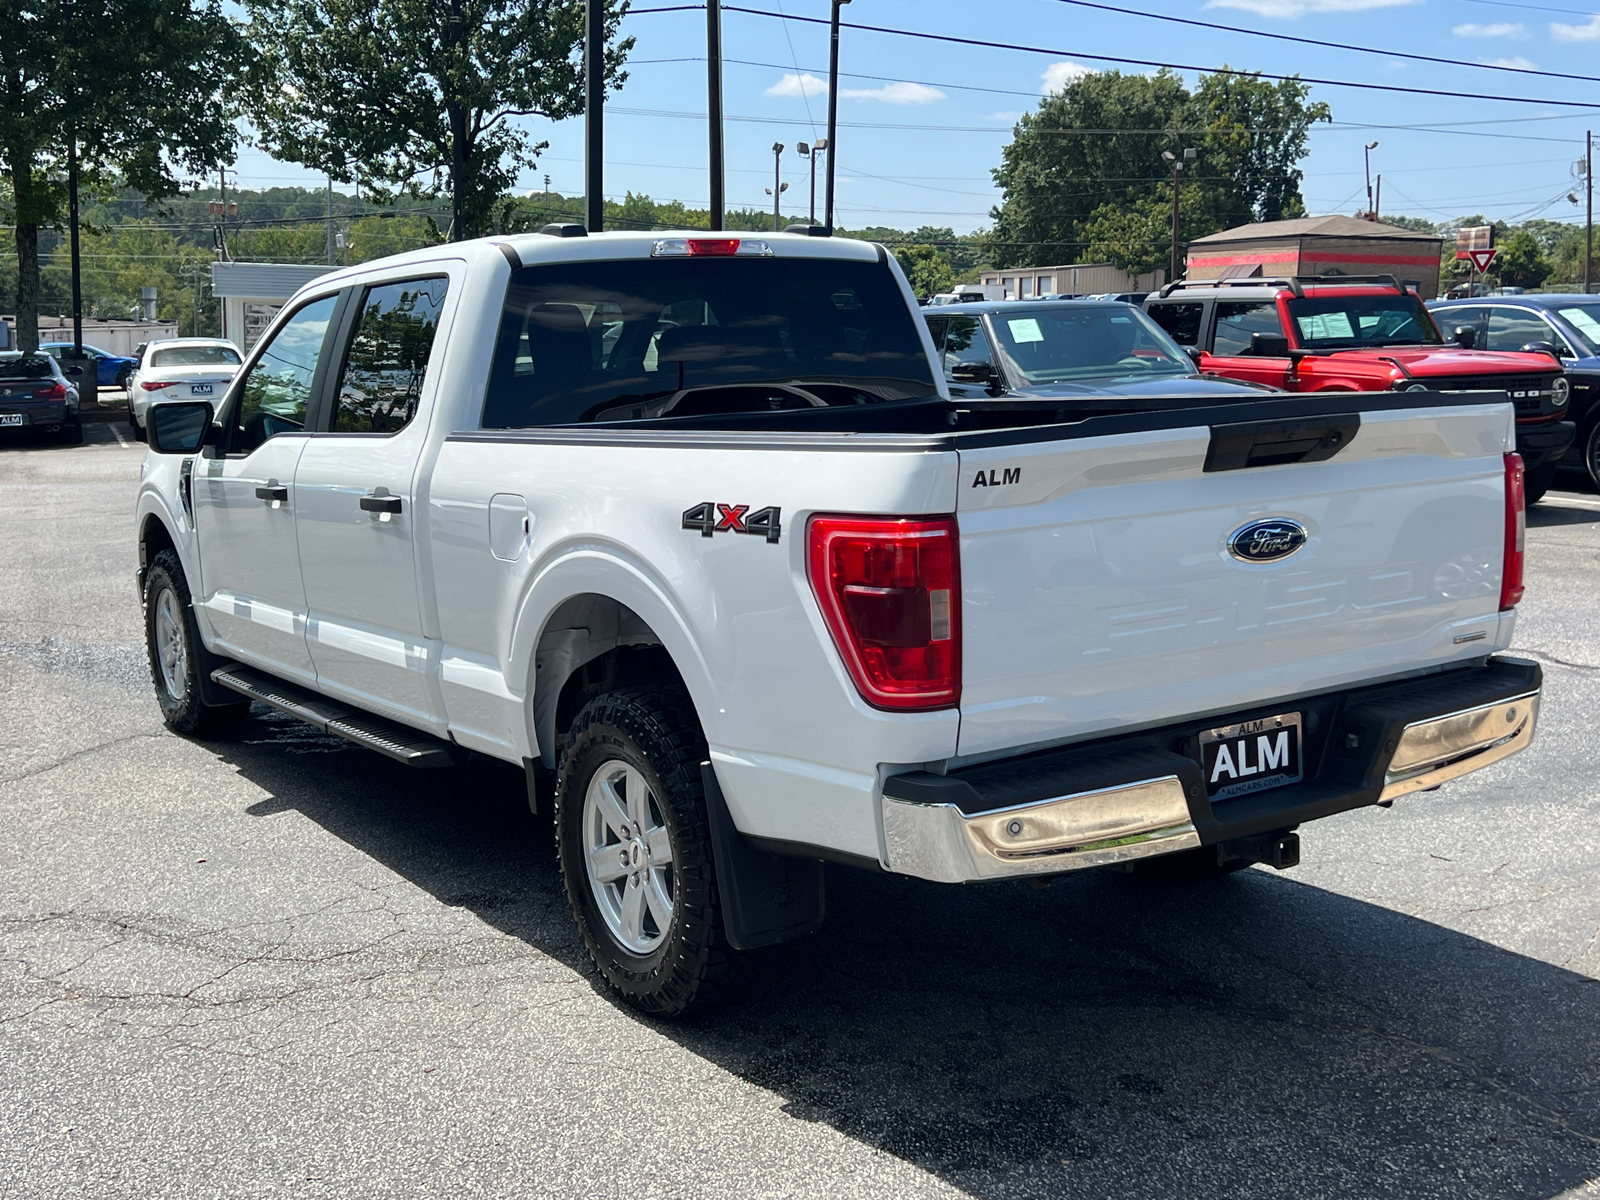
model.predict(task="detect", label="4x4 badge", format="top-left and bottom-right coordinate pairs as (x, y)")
top-left (683, 502), bottom-right (782, 544)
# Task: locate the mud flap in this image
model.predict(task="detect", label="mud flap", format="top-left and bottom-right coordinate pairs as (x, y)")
top-left (701, 762), bottom-right (826, 951)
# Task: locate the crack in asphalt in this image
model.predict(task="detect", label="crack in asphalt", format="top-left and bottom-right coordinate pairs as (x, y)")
top-left (0, 731), bottom-right (168, 785)
top-left (1512, 646), bottom-right (1600, 673)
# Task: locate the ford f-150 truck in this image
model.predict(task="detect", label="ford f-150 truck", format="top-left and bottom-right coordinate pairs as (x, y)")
top-left (135, 229), bottom-right (1543, 1015)
top-left (1145, 276), bottom-right (1575, 503)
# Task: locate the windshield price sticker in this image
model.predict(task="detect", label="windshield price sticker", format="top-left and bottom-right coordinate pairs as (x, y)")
top-left (1006, 317), bottom-right (1045, 343)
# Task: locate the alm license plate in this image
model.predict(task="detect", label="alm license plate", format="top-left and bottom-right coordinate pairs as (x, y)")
top-left (0, 413), bottom-right (24, 427)
top-left (190, 383), bottom-right (214, 396)
top-left (1200, 712), bottom-right (1303, 801)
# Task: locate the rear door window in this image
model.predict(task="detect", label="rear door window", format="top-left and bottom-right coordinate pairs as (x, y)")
top-left (329, 277), bottom-right (448, 434)
top-left (1145, 302), bottom-right (1204, 346)
top-left (480, 255), bottom-right (937, 428)
top-left (940, 316), bottom-right (993, 382)
top-left (1212, 302), bottom-right (1284, 356)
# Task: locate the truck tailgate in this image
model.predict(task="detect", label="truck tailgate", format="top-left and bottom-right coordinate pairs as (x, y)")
top-left (955, 403), bottom-right (1513, 758)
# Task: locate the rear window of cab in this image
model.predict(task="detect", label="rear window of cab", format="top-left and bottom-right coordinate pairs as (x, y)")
top-left (480, 256), bottom-right (938, 428)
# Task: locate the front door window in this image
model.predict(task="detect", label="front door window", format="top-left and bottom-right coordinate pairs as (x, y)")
top-left (231, 295), bottom-right (338, 452)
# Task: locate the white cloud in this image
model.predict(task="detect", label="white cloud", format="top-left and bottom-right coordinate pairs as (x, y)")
top-left (765, 72), bottom-right (828, 99)
top-left (1551, 13), bottom-right (1600, 39)
top-left (1204, 0), bottom-right (1417, 17)
top-left (765, 74), bottom-right (943, 105)
top-left (1482, 54), bottom-right (1538, 68)
top-left (1041, 61), bottom-right (1092, 94)
top-left (1451, 21), bottom-right (1526, 36)
top-left (839, 81), bottom-right (945, 104)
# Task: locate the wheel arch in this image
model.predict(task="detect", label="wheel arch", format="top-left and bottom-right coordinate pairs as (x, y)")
top-left (512, 554), bottom-right (718, 770)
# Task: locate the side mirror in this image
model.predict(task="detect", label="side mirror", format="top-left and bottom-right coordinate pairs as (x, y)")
top-left (1521, 341), bottom-right (1565, 360)
top-left (1183, 345), bottom-right (1204, 365)
top-left (1250, 332), bottom-right (1291, 357)
top-left (64, 364), bottom-right (84, 377)
top-left (949, 360), bottom-right (993, 383)
top-left (1453, 326), bottom-right (1477, 349)
top-left (148, 401), bottom-right (216, 454)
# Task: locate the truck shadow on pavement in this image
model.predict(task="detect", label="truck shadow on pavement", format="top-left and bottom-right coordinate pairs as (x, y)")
top-left (225, 711), bottom-right (1600, 1200)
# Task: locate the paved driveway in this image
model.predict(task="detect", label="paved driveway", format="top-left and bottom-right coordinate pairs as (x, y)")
top-left (2, 426), bottom-right (1598, 1199)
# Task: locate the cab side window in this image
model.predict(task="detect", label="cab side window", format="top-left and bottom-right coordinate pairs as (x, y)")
top-left (330, 278), bottom-right (449, 434)
top-left (941, 316), bottom-right (992, 381)
top-left (232, 294), bottom-right (338, 453)
top-left (1146, 302), bottom-right (1204, 346)
top-left (1213, 302), bottom-right (1284, 356)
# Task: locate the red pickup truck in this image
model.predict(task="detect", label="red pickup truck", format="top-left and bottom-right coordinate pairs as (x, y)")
top-left (1145, 276), bottom-right (1575, 501)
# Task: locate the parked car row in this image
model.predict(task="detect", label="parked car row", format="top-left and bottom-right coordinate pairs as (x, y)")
top-left (914, 276), bottom-right (1590, 504)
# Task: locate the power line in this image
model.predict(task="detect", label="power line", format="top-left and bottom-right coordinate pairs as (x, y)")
top-left (704, 5), bottom-right (1600, 111)
top-left (1459, 0), bottom-right (1599, 15)
top-left (1049, 0), bottom-right (1600, 85)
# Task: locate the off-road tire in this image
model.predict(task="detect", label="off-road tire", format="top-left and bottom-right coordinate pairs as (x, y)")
top-left (555, 687), bottom-right (735, 1017)
top-left (1524, 461), bottom-right (1556, 507)
top-left (143, 549), bottom-right (250, 737)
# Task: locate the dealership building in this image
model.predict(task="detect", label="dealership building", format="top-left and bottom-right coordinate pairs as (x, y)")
top-left (1184, 215), bottom-right (1444, 298)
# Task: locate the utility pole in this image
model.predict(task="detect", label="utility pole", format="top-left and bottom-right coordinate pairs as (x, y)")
top-left (767, 144), bottom-right (787, 232)
top-left (1587, 130), bottom-right (1594, 294)
top-left (217, 167), bottom-right (231, 261)
top-left (1374, 174), bottom-right (1381, 225)
top-left (1162, 147), bottom-right (1195, 286)
top-left (798, 139), bottom-right (826, 224)
top-left (326, 176), bottom-right (335, 265)
top-left (824, 0), bottom-right (849, 232)
top-left (584, 0), bottom-right (605, 232)
top-left (1363, 141), bottom-right (1378, 220)
top-left (707, 0), bottom-right (724, 230)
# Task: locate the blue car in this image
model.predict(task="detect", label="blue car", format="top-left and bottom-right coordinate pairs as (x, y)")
top-left (39, 342), bottom-right (138, 390)
top-left (1428, 293), bottom-right (1600, 489)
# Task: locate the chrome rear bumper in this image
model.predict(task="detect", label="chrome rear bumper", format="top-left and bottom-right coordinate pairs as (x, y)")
top-left (881, 658), bottom-right (1541, 884)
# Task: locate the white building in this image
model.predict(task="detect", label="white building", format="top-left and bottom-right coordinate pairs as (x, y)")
top-left (211, 262), bottom-right (338, 352)
top-left (979, 262), bottom-right (1167, 299)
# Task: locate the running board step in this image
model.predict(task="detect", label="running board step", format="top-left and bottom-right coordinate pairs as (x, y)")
top-left (210, 666), bottom-right (462, 768)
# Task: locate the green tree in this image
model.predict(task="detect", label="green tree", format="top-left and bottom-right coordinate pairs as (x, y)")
top-left (893, 243), bottom-right (955, 297)
top-left (988, 67), bottom-right (1328, 274)
top-left (244, 0), bottom-right (632, 242)
top-left (1495, 229), bottom-right (1553, 289)
top-left (0, 0), bottom-right (242, 348)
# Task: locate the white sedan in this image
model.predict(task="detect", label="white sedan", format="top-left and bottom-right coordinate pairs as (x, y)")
top-left (128, 339), bottom-right (243, 440)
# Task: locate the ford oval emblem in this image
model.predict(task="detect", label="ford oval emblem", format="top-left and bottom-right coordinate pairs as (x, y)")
top-left (1228, 518), bottom-right (1308, 563)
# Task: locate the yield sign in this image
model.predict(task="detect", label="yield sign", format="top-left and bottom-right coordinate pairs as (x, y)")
top-left (1469, 247), bottom-right (1499, 272)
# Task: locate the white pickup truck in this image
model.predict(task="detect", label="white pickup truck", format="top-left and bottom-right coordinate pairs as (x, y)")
top-left (136, 228), bottom-right (1543, 1015)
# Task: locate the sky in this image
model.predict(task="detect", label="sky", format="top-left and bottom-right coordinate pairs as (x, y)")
top-left (227, 0), bottom-right (1600, 236)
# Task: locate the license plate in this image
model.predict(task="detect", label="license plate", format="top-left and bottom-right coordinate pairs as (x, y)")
top-left (1200, 712), bottom-right (1303, 800)
top-left (190, 383), bottom-right (214, 396)
top-left (0, 413), bottom-right (23, 426)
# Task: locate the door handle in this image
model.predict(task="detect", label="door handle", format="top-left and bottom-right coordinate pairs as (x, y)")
top-left (359, 494), bottom-right (403, 515)
top-left (255, 485), bottom-right (288, 503)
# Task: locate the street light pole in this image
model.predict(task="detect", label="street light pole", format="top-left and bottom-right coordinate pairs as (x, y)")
top-left (824, 0), bottom-right (849, 233)
top-left (1363, 140), bottom-right (1379, 220)
top-left (1163, 148), bottom-right (1195, 286)
top-left (706, 0), bottom-right (724, 230)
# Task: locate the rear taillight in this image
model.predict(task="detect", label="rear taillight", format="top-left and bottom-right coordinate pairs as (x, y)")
top-left (807, 514), bottom-right (960, 710)
top-left (33, 383), bottom-right (67, 400)
top-left (1501, 452), bottom-right (1525, 610)
top-left (140, 379), bottom-right (171, 391)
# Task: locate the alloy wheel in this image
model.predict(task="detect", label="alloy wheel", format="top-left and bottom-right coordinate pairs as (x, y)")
top-left (154, 586), bottom-right (188, 702)
top-left (581, 759), bottom-right (676, 955)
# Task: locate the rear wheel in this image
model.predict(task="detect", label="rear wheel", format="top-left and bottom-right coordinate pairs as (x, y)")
top-left (555, 687), bottom-right (734, 1017)
top-left (1584, 419), bottom-right (1600, 493)
top-left (1525, 461), bottom-right (1556, 506)
top-left (56, 418), bottom-right (83, 445)
top-left (143, 550), bottom-right (250, 737)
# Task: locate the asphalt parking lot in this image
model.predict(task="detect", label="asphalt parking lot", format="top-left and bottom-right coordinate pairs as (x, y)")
top-left (2, 422), bottom-right (1599, 1200)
